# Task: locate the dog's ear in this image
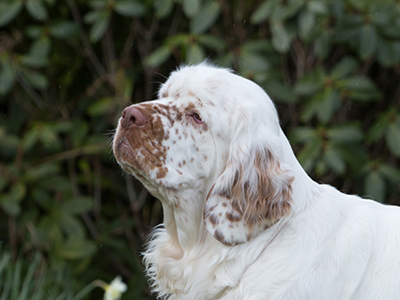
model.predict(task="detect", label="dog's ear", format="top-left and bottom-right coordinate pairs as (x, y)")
top-left (204, 143), bottom-right (293, 246)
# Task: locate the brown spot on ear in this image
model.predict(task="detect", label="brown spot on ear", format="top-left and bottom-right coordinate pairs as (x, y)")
top-left (226, 212), bottom-right (241, 222)
top-left (208, 214), bottom-right (218, 226)
top-left (219, 189), bottom-right (231, 199)
top-left (214, 229), bottom-right (225, 242)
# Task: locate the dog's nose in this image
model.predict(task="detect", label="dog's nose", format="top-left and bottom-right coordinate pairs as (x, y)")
top-left (121, 106), bottom-right (146, 128)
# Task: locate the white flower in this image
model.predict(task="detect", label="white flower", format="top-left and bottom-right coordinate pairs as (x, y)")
top-left (103, 276), bottom-right (128, 300)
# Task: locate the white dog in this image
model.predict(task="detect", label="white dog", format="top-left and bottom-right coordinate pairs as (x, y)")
top-left (113, 63), bottom-right (400, 300)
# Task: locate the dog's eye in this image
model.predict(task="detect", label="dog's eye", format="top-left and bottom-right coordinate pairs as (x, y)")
top-left (192, 112), bottom-right (203, 124)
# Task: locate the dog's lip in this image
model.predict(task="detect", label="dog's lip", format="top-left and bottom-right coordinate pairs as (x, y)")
top-left (114, 136), bottom-right (136, 166)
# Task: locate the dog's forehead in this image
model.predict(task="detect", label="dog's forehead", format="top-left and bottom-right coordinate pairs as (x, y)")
top-left (159, 65), bottom-right (230, 100)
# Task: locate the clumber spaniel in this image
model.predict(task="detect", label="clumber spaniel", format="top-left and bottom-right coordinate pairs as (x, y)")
top-left (113, 63), bottom-right (400, 300)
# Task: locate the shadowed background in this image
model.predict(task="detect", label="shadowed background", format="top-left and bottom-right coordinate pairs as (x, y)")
top-left (0, 0), bottom-right (399, 298)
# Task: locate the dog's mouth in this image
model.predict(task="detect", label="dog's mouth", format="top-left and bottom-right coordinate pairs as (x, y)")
top-left (113, 124), bottom-right (169, 181)
top-left (113, 135), bottom-right (140, 173)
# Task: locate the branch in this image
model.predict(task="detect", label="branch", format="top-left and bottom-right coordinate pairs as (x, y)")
top-left (66, 0), bottom-right (106, 76)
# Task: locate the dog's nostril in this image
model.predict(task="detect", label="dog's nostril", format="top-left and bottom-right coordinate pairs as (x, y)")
top-left (121, 106), bottom-right (146, 128)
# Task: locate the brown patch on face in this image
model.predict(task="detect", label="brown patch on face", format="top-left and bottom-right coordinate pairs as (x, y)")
top-left (114, 103), bottom-right (180, 180)
top-left (156, 167), bottom-right (168, 179)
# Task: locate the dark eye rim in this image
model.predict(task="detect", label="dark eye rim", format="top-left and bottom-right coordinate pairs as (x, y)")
top-left (192, 112), bottom-right (203, 124)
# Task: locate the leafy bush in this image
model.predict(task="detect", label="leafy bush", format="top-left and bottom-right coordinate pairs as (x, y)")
top-left (0, 0), bottom-right (399, 298)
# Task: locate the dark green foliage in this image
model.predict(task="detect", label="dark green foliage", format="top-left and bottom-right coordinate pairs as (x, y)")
top-left (0, 0), bottom-right (399, 298)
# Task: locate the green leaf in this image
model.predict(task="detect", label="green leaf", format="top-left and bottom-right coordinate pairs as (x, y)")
top-left (59, 213), bottom-right (85, 238)
top-left (87, 97), bottom-right (113, 116)
top-left (89, 0), bottom-right (107, 9)
top-left (264, 81), bottom-right (296, 103)
top-left (299, 10), bottom-right (315, 39)
top-left (377, 37), bottom-right (397, 66)
top-left (84, 10), bottom-right (103, 24)
top-left (316, 88), bottom-right (340, 123)
top-left (380, 165), bottom-right (400, 185)
top-left (9, 183), bottom-right (26, 202)
top-left (239, 51), bottom-right (269, 73)
top-left (289, 127), bottom-right (317, 143)
top-left (190, 1), bottom-right (220, 34)
top-left (24, 163), bottom-right (59, 182)
top-left (386, 122), bottom-right (400, 156)
top-left (315, 31), bottom-right (330, 59)
top-left (251, 0), bottom-right (279, 24)
top-left (60, 197), bottom-right (93, 215)
top-left (49, 21), bottom-right (80, 39)
top-left (364, 172), bottom-right (385, 203)
top-left (114, 1), bottom-right (145, 17)
top-left (0, 59), bottom-right (16, 95)
top-left (242, 40), bottom-right (273, 53)
top-left (366, 115), bottom-right (389, 143)
top-left (271, 22), bottom-right (290, 53)
top-left (337, 76), bottom-right (377, 92)
top-left (330, 57), bottom-right (358, 80)
top-left (297, 139), bottom-right (322, 172)
top-left (21, 37), bottom-right (51, 67)
top-left (153, 0), bottom-right (174, 18)
top-left (145, 45), bottom-right (171, 68)
top-left (198, 35), bottom-right (225, 51)
top-left (186, 44), bottom-right (205, 64)
top-left (328, 125), bottom-right (363, 143)
top-left (294, 72), bottom-right (324, 96)
top-left (308, 1), bottom-right (327, 14)
top-left (21, 69), bottom-right (48, 90)
top-left (26, 0), bottom-right (48, 21)
top-left (89, 11), bottom-right (110, 42)
top-left (0, 1), bottom-right (23, 27)
top-left (360, 24), bottom-right (377, 59)
top-left (26, 25), bottom-right (43, 39)
top-left (0, 197), bottom-right (21, 216)
top-left (0, 183), bottom-right (25, 216)
top-left (324, 145), bottom-right (346, 174)
top-left (183, 0), bottom-right (200, 17)
top-left (59, 238), bottom-right (97, 260)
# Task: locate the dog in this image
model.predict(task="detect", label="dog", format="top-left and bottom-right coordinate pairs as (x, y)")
top-left (113, 63), bottom-right (400, 299)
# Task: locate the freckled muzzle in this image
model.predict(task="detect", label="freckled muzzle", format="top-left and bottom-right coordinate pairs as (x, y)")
top-left (113, 103), bottom-right (170, 180)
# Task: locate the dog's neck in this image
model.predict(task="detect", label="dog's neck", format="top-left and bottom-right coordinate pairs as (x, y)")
top-left (160, 186), bottom-right (211, 254)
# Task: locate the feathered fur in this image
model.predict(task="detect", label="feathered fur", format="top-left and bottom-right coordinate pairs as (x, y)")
top-left (113, 63), bottom-right (400, 300)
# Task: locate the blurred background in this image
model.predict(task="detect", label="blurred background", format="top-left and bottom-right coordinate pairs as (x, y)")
top-left (0, 0), bottom-right (399, 298)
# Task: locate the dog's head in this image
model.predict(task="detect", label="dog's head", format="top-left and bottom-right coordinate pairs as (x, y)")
top-left (113, 63), bottom-right (293, 245)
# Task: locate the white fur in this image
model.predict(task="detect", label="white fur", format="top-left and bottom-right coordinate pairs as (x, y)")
top-left (113, 63), bottom-right (400, 299)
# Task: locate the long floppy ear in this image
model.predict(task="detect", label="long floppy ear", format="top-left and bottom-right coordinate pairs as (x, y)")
top-left (204, 143), bottom-right (294, 246)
